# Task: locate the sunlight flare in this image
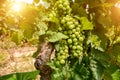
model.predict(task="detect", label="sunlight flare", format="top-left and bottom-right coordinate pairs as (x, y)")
top-left (15, 0), bottom-right (33, 4)
top-left (115, 1), bottom-right (120, 8)
top-left (11, 3), bottom-right (22, 12)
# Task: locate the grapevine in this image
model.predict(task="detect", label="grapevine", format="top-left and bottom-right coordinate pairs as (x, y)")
top-left (35, 0), bottom-right (120, 80)
top-left (48, 0), bottom-right (85, 64)
top-left (0, 0), bottom-right (120, 80)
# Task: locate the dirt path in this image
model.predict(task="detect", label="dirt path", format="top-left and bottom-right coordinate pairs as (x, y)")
top-left (0, 46), bottom-right (37, 76)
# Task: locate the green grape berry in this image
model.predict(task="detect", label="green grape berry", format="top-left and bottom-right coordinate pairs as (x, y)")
top-left (72, 45), bottom-right (77, 50)
top-left (69, 25), bottom-right (75, 29)
top-left (73, 38), bottom-right (77, 42)
top-left (76, 27), bottom-right (80, 31)
top-left (67, 22), bottom-right (73, 26)
top-left (77, 45), bottom-right (83, 50)
top-left (72, 29), bottom-right (76, 33)
top-left (74, 21), bottom-right (79, 26)
top-left (58, 4), bottom-right (63, 9)
top-left (73, 53), bottom-right (78, 57)
top-left (68, 38), bottom-right (72, 44)
top-left (63, 31), bottom-right (68, 35)
top-left (58, 27), bottom-right (62, 31)
top-left (75, 32), bottom-right (79, 35)
top-left (68, 30), bottom-right (72, 35)
top-left (71, 34), bottom-right (76, 38)
top-left (61, 19), bottom-right (66, 24)
top-left (60, 59), bottom-right (65, 64)
top-left (79, 36), bottom-right (84, 41)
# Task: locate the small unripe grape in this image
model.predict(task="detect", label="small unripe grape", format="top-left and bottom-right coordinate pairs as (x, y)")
top-left (63, 2), bottom-right (69, 7)
top-left (66, 6), bottom-right (70, 10)
top-left (64, 49), bottom-right (68, 53)
top-left (57, 55), bottom-right (62, 60)
top-left (78, 25), bottom-right (81, 28)
top-left (73, 53), bottom-right (78, 57)
top-left (63, 31), bottom-right (67, 35)
top-left (72, 46), bottom-right (77, 50)
top-left (60, 59), bottom-right (65, 64)
top-left (68, 30), bottom-right (72, 35)
top-left (72, 29), bottom-right (76, 33)
top-left (76, 27), bottom-right (80, 31)
top-left (63, 7), bottom-right (66, 11)
top-left (79, 37), bottom-right (84, 41)
top-left (61, 19), bottom-right (66, 24)
top-left (75, 32), bottom-right (79, 35)
top-left (78, 52), bottom-right (83, 56)
top-left (69, 44), bottom-right (72, 48)
top-left (58, 4), bottom-right (63, 8)
top-left (73, 38), bottom-right (77, 42)
top-left (74, 21), bottom-right (79, 26)
top-left (67, 22), bottom-right (73, 26)
top-left (58, 27), bottom-right (62, 31)
top-left (71, 34), bottom-right (76, 38)
top-left (68, 39), bottom-right (72, 44)
top-left (61, 55), bottom-right (66, 59)
top-left (69, 25), bottom-right (75, 29)
top-left (77, 45), bottom-right (83, 50)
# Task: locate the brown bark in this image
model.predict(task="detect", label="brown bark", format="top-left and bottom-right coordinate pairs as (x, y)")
top-left (34, 41), bottom-right (54, 80)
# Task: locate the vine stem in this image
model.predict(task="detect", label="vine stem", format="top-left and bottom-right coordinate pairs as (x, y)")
top-left (65, 59), bottom-right (69, 80)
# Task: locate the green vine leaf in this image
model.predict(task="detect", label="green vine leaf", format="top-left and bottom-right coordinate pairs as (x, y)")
top-left (80, 17), bottom-right (93, 30)
top-left (111, 69), bottom-right (120, 80)
top-left (90, 60), bottom-right (105, 80)
top-left (75, 16), bottom-right (93, 30)
top-left (87, 34), bottom-right (104, 51)
top-left (109, 44), bottom-right (120, 59)
top-left (50, 65), bottom-right (67, 80)
top-left (72, 73), bottom-right (82, 80)
top-left (47, 31), bottom-right (68, 42)
top-left (0, 71), bottom-right (39, 80)
top-left (91, 49), bottom-right (110, 63)
top-left (103, 63), bottom-right (119, 80)
top-left (35, 22), bottom-right (48, 36)
top-left (113, 36), bottom-right (120, 44)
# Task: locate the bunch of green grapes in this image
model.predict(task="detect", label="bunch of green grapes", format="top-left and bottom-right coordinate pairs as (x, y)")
top-left (47, 10), bottom-right (57, 20)
top-left (54, 0), bottom-right (71, 16)
top-left (55, 40), bottom-right (69, 64)
top-left (60, 15), bottom-right (84, 58)
top-left (48, 0), bottom-right (84, 64)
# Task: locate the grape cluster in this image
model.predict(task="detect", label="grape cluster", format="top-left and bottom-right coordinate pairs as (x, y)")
top-left (48, 0), bottom-right (71, 20)
top-left (54, 0), bottom-right (71, 16)
top-left (48, 0), bottom-right (84, 65)
top-left (48, 10), bottom-right (57, 20)
top-left (56, 40), bottom-right (69, 64)
top-left (60, 15), bottom-right (84, 58)
top-left (56, 15), bottom-right (84, 64)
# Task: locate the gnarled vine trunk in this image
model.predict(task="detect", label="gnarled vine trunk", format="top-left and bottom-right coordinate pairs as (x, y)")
top-left (34, 41), bottom-right (54, 80)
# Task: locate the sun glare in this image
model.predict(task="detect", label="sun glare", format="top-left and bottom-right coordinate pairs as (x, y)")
top-left (11, 0), bottom-right (34, 12)
top-left (15, 0), bottom-right (33, 4)
top-left (12, 3), bottom-right (21, 12)
top-left (115, 1), bottom-right (120, 8)
top-left (11, 0), bottom-right (46, 12)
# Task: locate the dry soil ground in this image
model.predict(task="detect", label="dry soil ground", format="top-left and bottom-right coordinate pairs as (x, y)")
top-left (0, 46), bottom-right (37, 76)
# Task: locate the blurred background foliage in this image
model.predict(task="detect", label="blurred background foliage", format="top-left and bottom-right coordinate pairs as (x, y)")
top-left (0, 0), bottom-right (120, 80)
top-left (0, 0), bottom-right (49, 46)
